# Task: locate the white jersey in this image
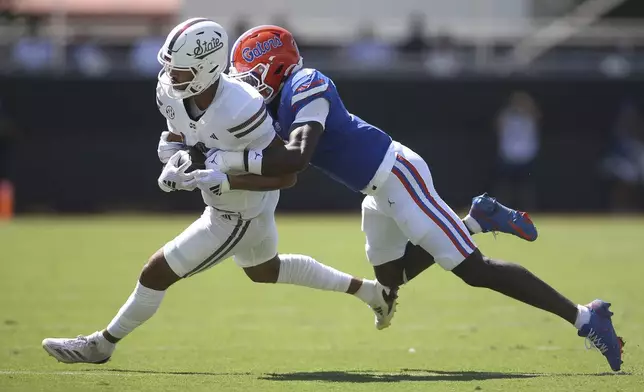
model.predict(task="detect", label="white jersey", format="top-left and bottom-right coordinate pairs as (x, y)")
top-left (156, 73), bottom-right (276, 219)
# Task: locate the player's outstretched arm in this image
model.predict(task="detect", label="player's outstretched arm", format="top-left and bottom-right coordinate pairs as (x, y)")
top-left (214, 122), bottom-right (323, 177)
top-left (257, 97), bottom-right (329, 175)
top-left (260, 121), bottom-right (323, 176)
top-left (214, 98), bottom-right (328, 177)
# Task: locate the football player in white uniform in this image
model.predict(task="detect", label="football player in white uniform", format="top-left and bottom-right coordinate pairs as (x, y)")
top-left (41, 18), bottom-right (395, 365)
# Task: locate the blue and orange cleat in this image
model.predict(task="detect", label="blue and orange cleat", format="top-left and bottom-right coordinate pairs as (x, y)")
top-left (578, 300), bottom-right (625, 372)
top-left (467, 193), bottom-right (538, 241)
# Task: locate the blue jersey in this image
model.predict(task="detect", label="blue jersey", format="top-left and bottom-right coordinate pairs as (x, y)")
top-left (271, 68), bottom-right (392, 192)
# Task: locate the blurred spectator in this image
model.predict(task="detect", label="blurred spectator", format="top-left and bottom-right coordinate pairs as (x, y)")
top-left (600, 102), bottom-right (644, 212)
top-left (424, 33), bottom-right (460, 77)
top-left (70, 34), bottom-right (111, 77)
top-left (130, 20), bottom-right (166, 76)
top-left (399, 13), bottom-right (428, 59)
top-left (599, 40), bottom-right (634, 78)
top-left (342, 24), bottom-right (394, 69)
top-left (494, 91), bottom-right (541, 210)
top-left (11, 17), bottom-right (54, 73)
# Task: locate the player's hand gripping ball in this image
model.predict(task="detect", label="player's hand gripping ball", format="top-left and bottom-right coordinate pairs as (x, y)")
top-left (177, 146), bottom-right (207, 173)
top-left (158, 150), bottom-right (198, 192)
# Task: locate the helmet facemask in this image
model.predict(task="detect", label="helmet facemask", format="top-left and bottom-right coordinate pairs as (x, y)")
top-left (229, 63), bottom-right (275, 102)
top-left (157, 51), bottom-right (221, 99)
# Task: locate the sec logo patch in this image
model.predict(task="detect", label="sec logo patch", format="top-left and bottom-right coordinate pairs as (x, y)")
top-left (166, 106), bottom-right (175, 119)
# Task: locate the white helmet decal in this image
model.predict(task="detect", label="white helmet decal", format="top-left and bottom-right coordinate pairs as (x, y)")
top-left (193, 36), bottom-right (225, 59)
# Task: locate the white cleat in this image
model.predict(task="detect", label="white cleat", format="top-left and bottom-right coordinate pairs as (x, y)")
top-left (42, 331), bottom-right (114, 364)
top-left (369, 282), bottom-right (398, 330)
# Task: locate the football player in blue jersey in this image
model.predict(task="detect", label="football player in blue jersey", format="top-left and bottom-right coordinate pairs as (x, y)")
top-left (209, 25), bottom-right (623, 371)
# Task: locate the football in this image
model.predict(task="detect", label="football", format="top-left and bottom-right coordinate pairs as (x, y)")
top-left (178, 146), bottom-right (206, 173)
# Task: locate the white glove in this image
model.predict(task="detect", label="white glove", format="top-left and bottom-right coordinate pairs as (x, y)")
top-left (188, 168), bottom-right (231, 196)
top-left (157, 151), bottom-right (196, 192)
top-left (185, 150), bottom-right (231, 195)
top-left (157, 131), bottom-right (185, 164)
top-left (203, 149), bottom-right (233, 173)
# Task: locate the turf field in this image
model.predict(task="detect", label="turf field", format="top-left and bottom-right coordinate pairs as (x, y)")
top-left (1, 214), bottom-right (643, 391)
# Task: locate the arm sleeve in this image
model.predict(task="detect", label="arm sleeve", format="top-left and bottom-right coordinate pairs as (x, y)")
top-left (288, 70), bottom-right (333, 115)
top-left (293, 98), bottom-right (330, 129)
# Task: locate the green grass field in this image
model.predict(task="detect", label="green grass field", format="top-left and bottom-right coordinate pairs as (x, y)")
top-left (1, 214), bottom-right (643, 391)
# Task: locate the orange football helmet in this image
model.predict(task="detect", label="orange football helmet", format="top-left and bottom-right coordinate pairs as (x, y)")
top-left (230, 25), bottom-right (303, 103)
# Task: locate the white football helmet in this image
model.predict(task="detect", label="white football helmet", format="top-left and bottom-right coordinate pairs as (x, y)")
top-left (157, 18), bottom-right (229, 99)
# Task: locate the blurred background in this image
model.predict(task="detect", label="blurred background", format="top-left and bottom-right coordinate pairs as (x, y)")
top-left (3, 3), bottom-right (643, 386)
top-left (1, 0), bottom-right (644, 216)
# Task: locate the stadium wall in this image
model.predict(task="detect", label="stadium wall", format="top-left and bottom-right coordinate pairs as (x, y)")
top-left (2, 75), bottom-right (641, 214)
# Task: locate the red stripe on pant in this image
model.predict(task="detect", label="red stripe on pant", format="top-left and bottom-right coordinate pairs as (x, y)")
top-left (395, 155), bottom-right (476, 250)
top-left (391, 166), bottom-right (470, 258)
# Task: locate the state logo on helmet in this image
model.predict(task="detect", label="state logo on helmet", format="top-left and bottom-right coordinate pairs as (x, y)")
top-left (229, 25), bottom-right (303, 103)
top-left (157, 18), bottom-right (228, 99)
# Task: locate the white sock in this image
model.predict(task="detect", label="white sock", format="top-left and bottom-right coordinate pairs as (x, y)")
top-left (353, 279), bottom-right (378, 304)
top-left (106, 282), bottom-right (166, 340)
top-left (463, 215), bottom-right (482, 234)
top-left (574, 304), bottom-right (591, 329)
top-left (277, 254), bottom-right (352, 293)
top-left (88, 331), bottom-right (115, 353)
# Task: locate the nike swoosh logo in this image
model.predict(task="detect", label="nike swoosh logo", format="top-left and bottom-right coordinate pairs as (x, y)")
top-left (508, 220), bottom-right (531, 240)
